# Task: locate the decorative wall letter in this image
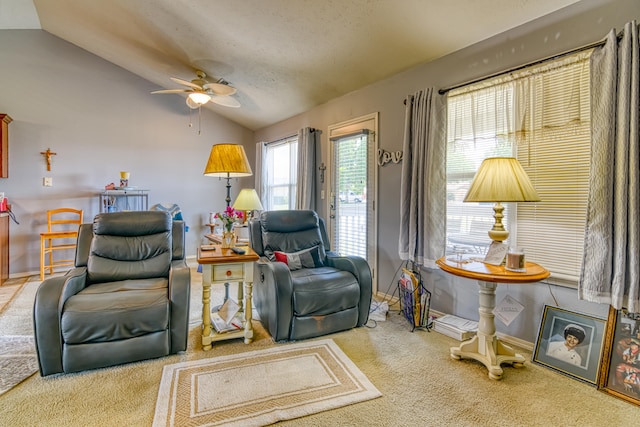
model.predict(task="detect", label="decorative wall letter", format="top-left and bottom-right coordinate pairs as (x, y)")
top-left (377, 148), bottom-right (403, 166)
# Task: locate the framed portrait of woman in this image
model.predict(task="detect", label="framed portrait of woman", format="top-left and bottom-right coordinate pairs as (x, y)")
top-left (598, 306), bottom-right (640, 406)
top-left (533, 305), bottom-right (606, 385)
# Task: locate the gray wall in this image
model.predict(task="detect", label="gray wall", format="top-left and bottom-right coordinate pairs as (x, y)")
top-left (0, 30), bottom-right (254, 275)
top-left (254, 0), bottom-right (640, 345)
top-left (1, 0), bottom-right (638, 345)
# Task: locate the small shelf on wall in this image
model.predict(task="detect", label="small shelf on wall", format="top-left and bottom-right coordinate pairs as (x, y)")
top-left (0, 114), bottom-right (12, 178)
top-left (100, 189), bottom-right (150, 213)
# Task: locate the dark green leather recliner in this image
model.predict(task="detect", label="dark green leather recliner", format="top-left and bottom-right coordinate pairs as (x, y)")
top-left (248, 210), bottom-right (372, 342)
top-left (33, 211), bottom-right (190, 376)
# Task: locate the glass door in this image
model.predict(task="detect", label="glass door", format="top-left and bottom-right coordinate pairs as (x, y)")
top-left (328, 113), bottom-right (378, 290)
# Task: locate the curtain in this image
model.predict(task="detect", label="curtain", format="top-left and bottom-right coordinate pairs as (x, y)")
top-left (295, 127), bottom-right (318, 210)
top-left (255, 141), bottom-right (267, 206)
top-left (398, 88), bottom-right (447, 264)
top-left (580, 21), bottom-right (640, 311)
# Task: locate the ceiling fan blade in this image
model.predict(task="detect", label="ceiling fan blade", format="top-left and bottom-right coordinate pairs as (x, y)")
top-left (151, 89), bottom-right (190, 94)
top-left (203, 82), bottom-right (237, 96)
top-left (170, 77), bottom-right (202, 90)
top-left (210, 95), bottom-right (241, 108)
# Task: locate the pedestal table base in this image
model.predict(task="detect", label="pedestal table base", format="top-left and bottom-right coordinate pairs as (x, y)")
top-left (449, 280), bottom-right (525, 380)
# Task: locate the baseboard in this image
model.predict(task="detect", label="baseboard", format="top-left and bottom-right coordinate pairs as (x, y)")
top-left (374, 291), bottom-right (534, 352)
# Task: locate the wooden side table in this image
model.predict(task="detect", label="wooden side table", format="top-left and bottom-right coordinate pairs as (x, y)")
top-left (197, 246), bottom-right (259, 351)
top-left (436, 256), bottom-right (550, 380)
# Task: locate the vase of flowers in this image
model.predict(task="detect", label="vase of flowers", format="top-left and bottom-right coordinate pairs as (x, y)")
top-left (214, 206), bottom-right (244, 248)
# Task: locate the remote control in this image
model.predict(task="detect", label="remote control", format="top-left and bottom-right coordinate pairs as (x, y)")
top-left (231, 247), bottom-right (246, 255)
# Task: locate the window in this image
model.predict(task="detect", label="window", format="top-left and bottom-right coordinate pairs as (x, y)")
top-left (263, 135), bottom-right (298, 210)
top-left (446, 51), bottom-right (592, 286)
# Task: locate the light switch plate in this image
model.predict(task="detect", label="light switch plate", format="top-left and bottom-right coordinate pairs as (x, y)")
top-left (43, 177), bottom-right (52, 187)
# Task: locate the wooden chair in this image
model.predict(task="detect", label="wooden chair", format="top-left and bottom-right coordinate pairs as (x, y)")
top-left (40, 208), bottom-right (83, 280)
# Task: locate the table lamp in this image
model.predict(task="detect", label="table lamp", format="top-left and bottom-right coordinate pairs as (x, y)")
top-left (232, 188), bottom-right (264, 223)
top-left (463, 157), bottom-right (540, 243)
top-left (203, 144), bottom-right (253, 206)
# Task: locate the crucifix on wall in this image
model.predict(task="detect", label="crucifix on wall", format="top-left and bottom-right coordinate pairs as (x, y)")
top-left (40, 148), bottom-right (57, 171)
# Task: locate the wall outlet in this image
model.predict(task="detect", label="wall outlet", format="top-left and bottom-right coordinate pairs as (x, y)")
top-left (43, 177), bottom-right (53, 187)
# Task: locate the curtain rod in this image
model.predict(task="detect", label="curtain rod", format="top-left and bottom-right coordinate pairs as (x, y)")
top-left (438, 37), bottom-right (613, 95)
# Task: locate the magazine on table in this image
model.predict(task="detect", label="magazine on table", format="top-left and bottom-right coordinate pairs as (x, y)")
top-left (211, 299), bottom-right (243, 333)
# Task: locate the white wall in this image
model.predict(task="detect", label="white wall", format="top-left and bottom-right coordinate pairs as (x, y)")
top-left (0, 30), bottom-right (255, 275)
top-left (254, 0), bottom-right (640, 343)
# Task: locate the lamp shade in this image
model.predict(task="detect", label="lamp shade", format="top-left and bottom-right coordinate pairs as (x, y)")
top-left (464, 157), bottom-right (540, 203)
top-left (233, 188), bottom-right (264, 211)
top-left (203, 144), bottom-right (253, 177)
top-left (188, 92), bottom-right (211, 106)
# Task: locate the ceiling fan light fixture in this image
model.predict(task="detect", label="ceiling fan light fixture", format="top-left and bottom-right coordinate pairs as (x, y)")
top-left (188, 92), bottom-right (211, 105)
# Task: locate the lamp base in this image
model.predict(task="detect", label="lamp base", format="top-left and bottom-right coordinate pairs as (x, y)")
top-left (488, 202), bottom-right (509, 243)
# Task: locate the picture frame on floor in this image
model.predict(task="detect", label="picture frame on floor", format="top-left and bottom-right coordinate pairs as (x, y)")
top-left (532, 305), bottom-right (606, 385)
top-left (598, 306), bottom-right (640, 406)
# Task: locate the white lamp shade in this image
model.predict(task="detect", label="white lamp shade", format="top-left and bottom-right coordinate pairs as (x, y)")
top-left (464, 157), bottom-right (540, 203)
top-left (187, 92), bottom-right (211, 105)
top-left (233, 189), bottom-right (264, 211)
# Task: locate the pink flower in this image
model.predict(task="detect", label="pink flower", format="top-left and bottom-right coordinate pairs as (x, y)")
top-left (214, 207), bottom-right (243, 232)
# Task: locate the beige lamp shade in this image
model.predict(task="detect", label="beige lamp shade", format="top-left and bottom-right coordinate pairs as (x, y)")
top-left (464, 157), bottom-right (540, 243)
top-left (232, 188), bottom-right (264, 211)
top-left (203, 144), bottom-right (253, 177)
top-left (233, 188), bottom-right (264, 223)
top-left (464, 157), bottom-right (540, 203)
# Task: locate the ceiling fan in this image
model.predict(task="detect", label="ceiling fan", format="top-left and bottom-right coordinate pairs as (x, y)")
top-left (151, 70), bottom-right (240, 108)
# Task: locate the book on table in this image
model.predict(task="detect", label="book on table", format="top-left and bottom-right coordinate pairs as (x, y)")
top-left (211, 311), bottom-right (244, 333)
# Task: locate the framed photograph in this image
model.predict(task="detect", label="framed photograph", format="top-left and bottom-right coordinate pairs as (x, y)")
top-left (533, 305), bottom-right (606, 385)
top-left (598, 306), bottom-right (640, 406)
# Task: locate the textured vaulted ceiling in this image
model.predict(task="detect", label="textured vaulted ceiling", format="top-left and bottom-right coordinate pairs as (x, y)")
top-left (4, 0), bottom-right (581, 130)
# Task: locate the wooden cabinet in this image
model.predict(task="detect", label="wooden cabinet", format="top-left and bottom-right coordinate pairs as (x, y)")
top-left (0, 114), bottom-right (12, 178)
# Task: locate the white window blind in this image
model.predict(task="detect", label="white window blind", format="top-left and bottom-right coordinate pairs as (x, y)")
top-left (331, 131), bottom-right (372, 259)
top-left (263, 136), bottom-right (298, 210)
top-left (446, 50), bottom-right (591, 285)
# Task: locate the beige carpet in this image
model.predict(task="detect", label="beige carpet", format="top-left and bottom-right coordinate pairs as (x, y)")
top-left (0, 275), bottom-right (40, 396)
top-left (0, 336), bottom-right (38, 396)
top-left (2, 267), bottom-right (640, 426)
top-left (153, 339), bottom-right (381, 426)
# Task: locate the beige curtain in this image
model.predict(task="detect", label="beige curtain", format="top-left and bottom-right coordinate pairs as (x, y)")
top-left (580, 21), bottom-right (640, 311)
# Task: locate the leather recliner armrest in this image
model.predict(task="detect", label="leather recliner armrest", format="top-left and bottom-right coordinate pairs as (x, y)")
top-left (325, 252), bottom-right (372, 326)
top-left (168, 259), bottom-right (191, 353)
top-left (33, 267), bottom-right (88, 376)
top-left (254, 258), bottom-right (295, 341)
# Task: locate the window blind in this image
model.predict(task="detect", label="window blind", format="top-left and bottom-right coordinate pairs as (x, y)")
top-left (264, 136), bottom-right (298, 210)
top-left (446, 50), bottom-right (591, 285)
top-left (331, 132), bottom-right (371, 259)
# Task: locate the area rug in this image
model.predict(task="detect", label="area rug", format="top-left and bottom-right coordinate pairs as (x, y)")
top-left (0, 335), bottom-right (38, 396)
top-left (152, 338), bottom-right (381, 427)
